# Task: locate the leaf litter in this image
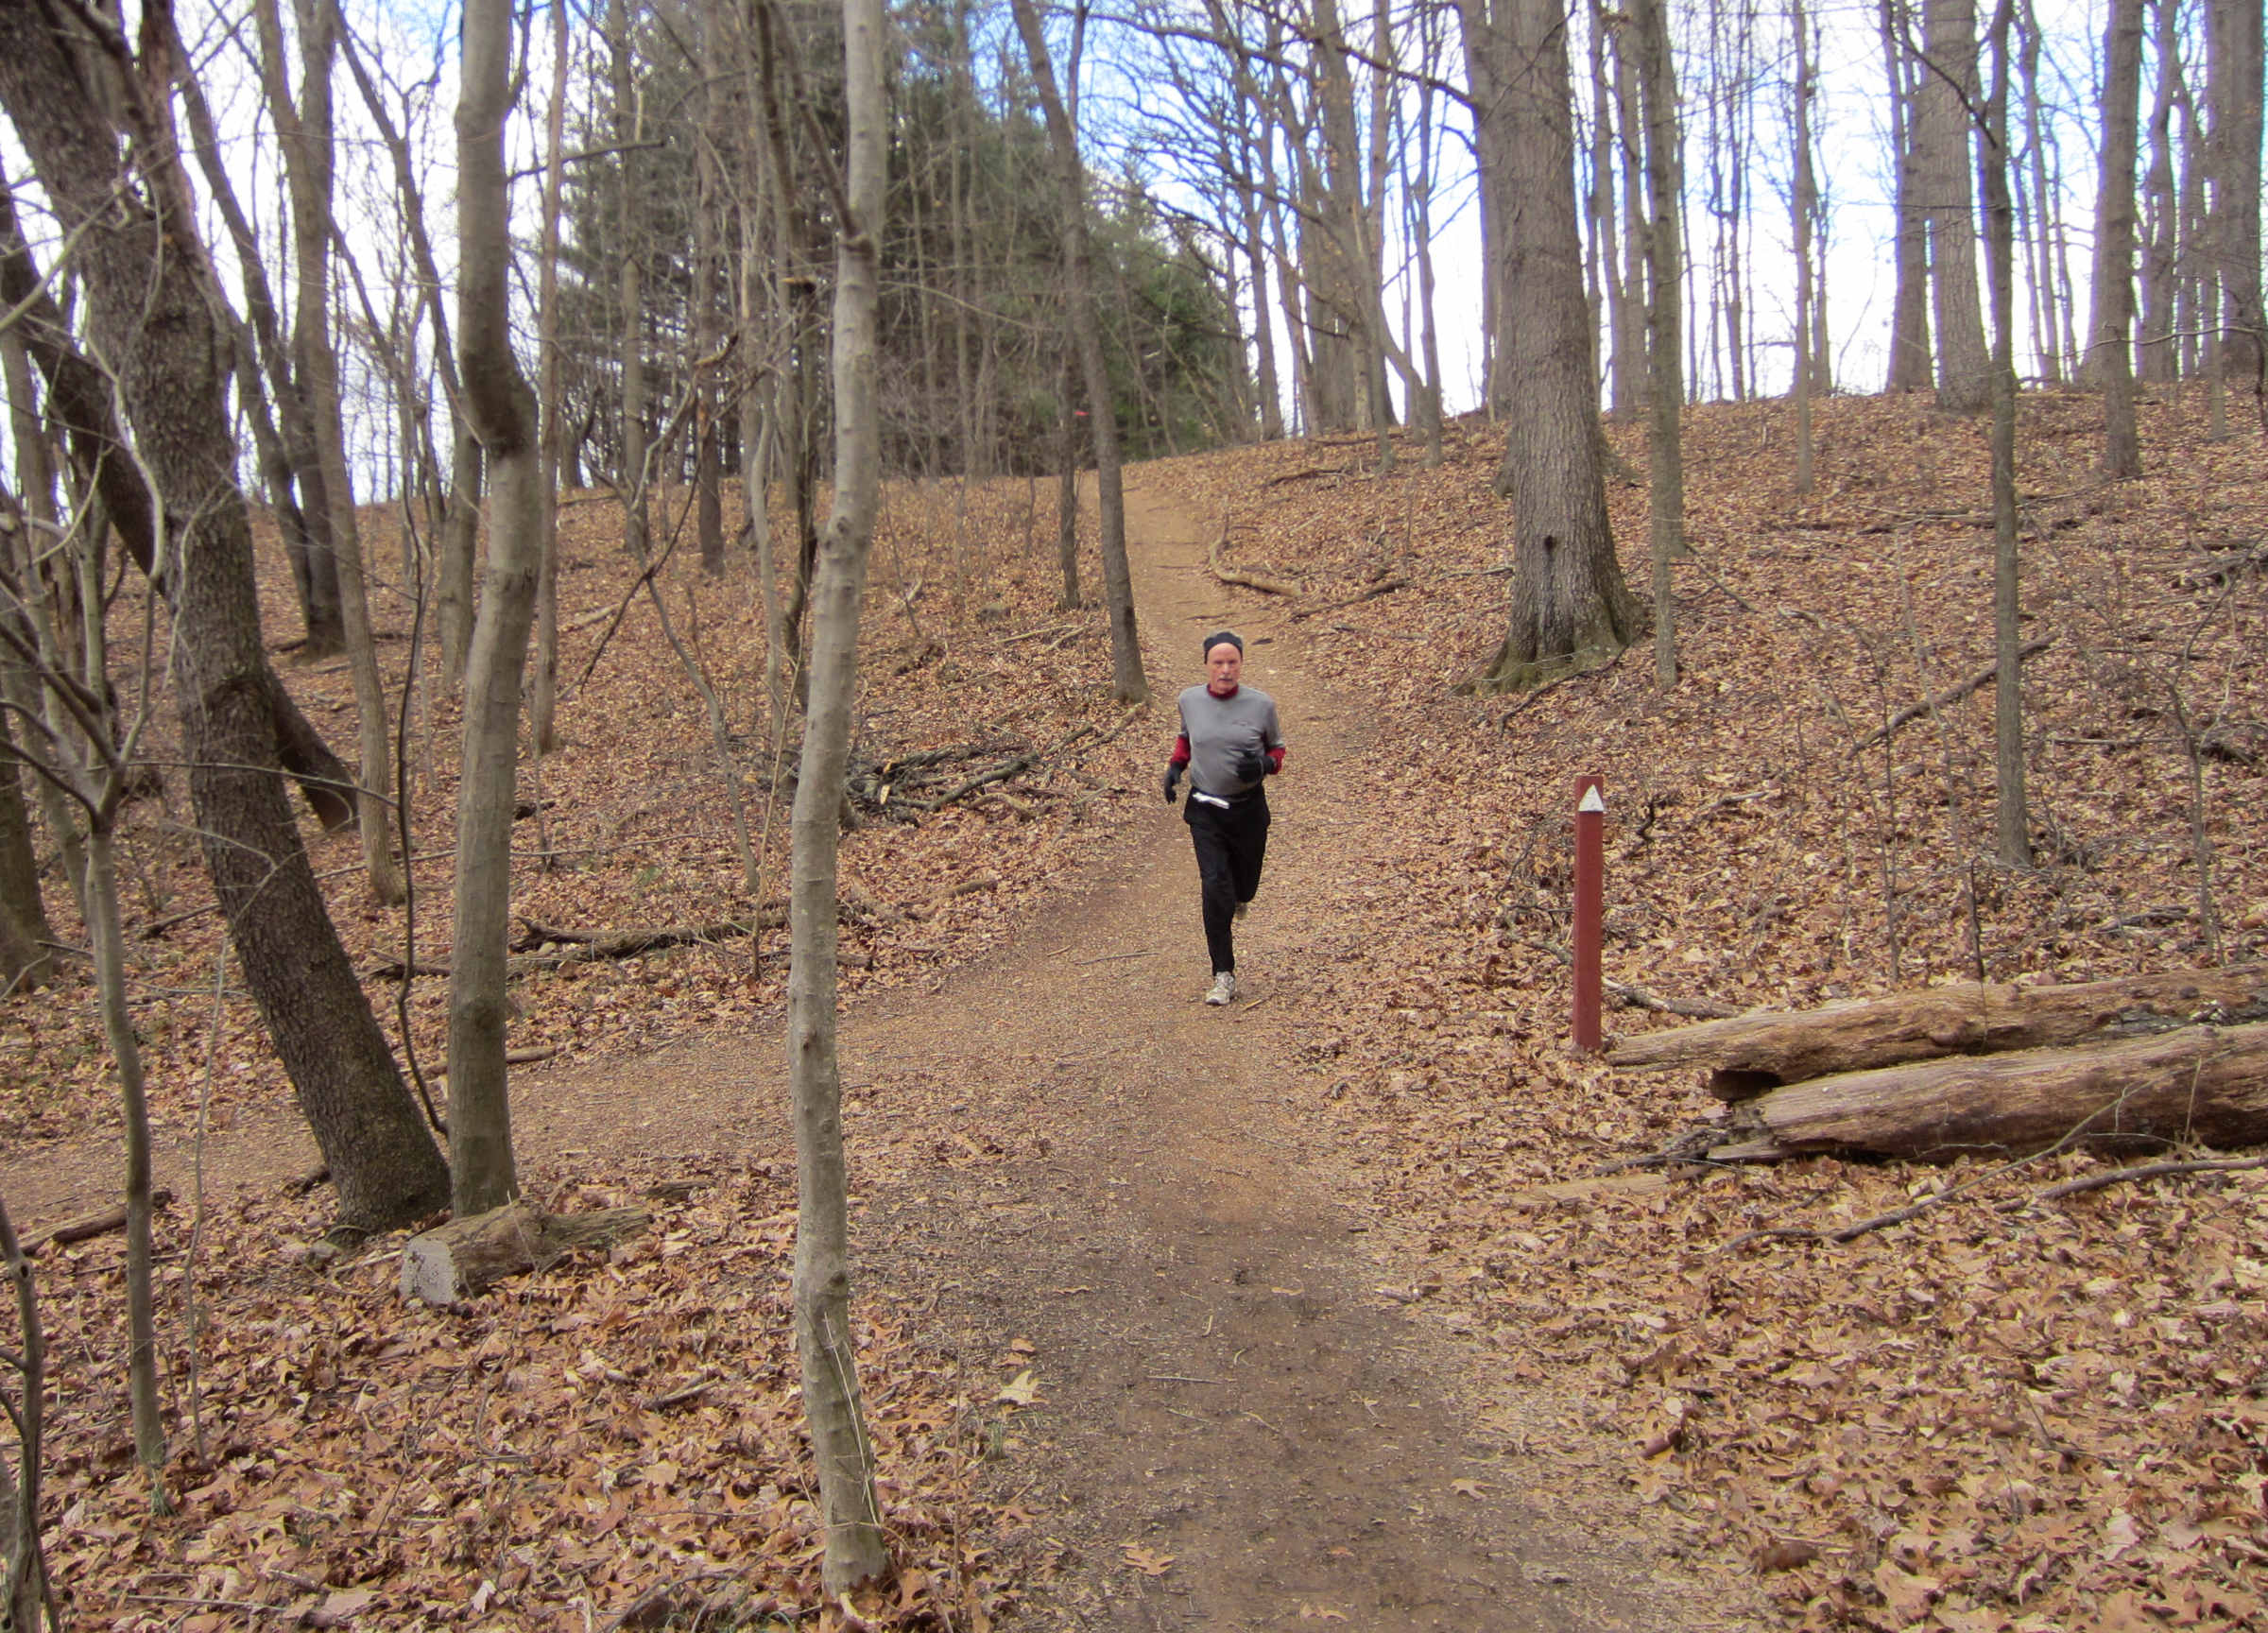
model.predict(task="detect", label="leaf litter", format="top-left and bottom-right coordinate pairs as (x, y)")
top-left (4, 390), bottom-right (2267, 1627)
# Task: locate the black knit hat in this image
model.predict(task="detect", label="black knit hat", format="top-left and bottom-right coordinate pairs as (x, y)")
top-left (1201, 629), bottom-right (1244, 658)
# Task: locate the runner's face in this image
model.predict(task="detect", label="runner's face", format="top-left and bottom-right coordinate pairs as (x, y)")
top-left (1207, 645), bottom-right (1242, 693)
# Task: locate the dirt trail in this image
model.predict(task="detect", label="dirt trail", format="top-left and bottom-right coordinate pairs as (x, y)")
top-left (811, 480), bottom-right (1699, 1630)
top-left (2, 475), bottom-right (1709, 1629)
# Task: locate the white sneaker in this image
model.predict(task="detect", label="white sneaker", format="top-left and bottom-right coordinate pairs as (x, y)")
top-left (1205, 971), bottom-right (1236, 1006)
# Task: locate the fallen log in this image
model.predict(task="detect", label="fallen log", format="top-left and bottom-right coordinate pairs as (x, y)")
top-left (26, 1188), bottom-right (174, 1256)
top-left (1710, 1022), bottom-right (2268, 1163)
top-left (401, 1200), bottom-right (648, 1304)
top-left (369, 913), bottom-right (783, 980)
top-left (1609, 965), bottom-right (2268, 1098)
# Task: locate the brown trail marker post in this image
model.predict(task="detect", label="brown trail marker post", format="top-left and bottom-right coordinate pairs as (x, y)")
top-left (1573, 775), bottom-right (1605, 1052)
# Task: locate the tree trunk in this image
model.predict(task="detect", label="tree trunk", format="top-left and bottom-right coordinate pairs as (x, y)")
top-left (0, 1187), bottom-right (53, 1631)
top-left (789, 0), bottom-right (889, 1588)
top-left (82, 822), bottom-right (165, 1499)
top-left (532, 0), bottom-right (569, 758)
top-left (1636, 0), bottom-right (1682, 691)
top-left (1980, 0), bottom-right (2028, 865)
top-left (1011, 0), bottom-right (1146, 704)
top-left (1608, 965), bottom-right (2268, 1091)
top-left (2088, 0), bottom-right (2145, 477)
top-left (1056, 348), bottom-right (1080, 610)
top-left (2138, 0), bottom-right (2181, 384)
top-left (1921, 0), bottom-right (1992, 412)
top-left (450, 0), bottom-right (545, 1218)
top-left (2208, 0), bottom-right (2266, 405)
top-left (1408, 26), bottom-right (1447, 468)
top-left (693, 11), bottom-right (725, 576)
top-left (0, 698), bottom-right (50, 995)
top-left (1461, 0), bottom-right (1641, 690)
top-left (611, 0), bottom-right (651, 562)
top-left (438, 422), bottom-right (483, 688)
top-left (1791, 0), bottom-right (1818, 493)
top-left (0, 0), bottom-right (450, 1231)
top-left (1715, 1023), bottom-right (2268, 1162)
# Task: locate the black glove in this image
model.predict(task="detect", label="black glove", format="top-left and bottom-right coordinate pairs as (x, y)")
top-left (1233, 746), bottom-right (1268, 783)
top-left (1162, 763), bottom-right (1183, 802)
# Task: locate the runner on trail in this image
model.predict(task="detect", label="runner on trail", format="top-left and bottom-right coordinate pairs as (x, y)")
top-left (1161, 629), bottom-right (1284, 1006)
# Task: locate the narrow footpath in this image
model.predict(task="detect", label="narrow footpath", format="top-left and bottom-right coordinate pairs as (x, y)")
top-left (789, 478), bottom-right (1702, 1629)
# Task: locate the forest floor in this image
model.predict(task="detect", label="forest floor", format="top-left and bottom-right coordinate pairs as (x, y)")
top-left (6, 390), bottom-right (2268, 1631)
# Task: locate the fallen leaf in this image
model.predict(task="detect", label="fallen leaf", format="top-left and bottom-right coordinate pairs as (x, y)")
top-left (309, 1588), bottom-right (374, 1628)
top-left (1754, 1538), bottom-right (1818, 1573)
top-left (1122, 1543), bottom-right (1174, 1576)
top-left (995, 1367), bottom-right (1040, 1406)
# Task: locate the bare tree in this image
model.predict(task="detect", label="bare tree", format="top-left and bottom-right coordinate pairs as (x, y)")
top-left (0, 1186), bottom-right (57, 1631)
top-left (0, 582), bottom-right (168, 1503)
top-left (1791, 0), bottom-right (1820, 492)
top-left (255, 0), bottom-right (405, 903)
top-left (1881, 0), bottom-right (1933, 391)
top-left (2206, 0), bottom-right (2265, 405)
top-left (448, 0), bottom-right (546, 1215)
top-left (610, 0), bottom-right (652, 563)
top-left (1979, 0), bottom-right (2029, 865)
top-left (2137, 0), bottom-right (2182, 384)
top-left (1635, 0), bottom-right (1682, 689)
top-left (1461, 0), bottom-right (1640, 688)
top-left (1920, 0), bottom-right (1991, 412)
top-left (788, 0), bottom-right (889, 1588)
top-left (2087, 0), bottom-right (2144, 478)
top-left (1012, 0), bottom-right (1148, 704)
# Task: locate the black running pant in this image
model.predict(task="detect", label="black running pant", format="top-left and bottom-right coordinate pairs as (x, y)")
top-left (1185, 789), bottom-right (1270, 974)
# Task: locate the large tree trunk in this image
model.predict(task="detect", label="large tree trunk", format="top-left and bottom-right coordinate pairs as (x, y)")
top-left (2207, 0), bottom-right (2266, 404)
top-left (1011, 0), bottom-right (1146, 704)
top-left (1715, 1023), bottom-right (2268, 1162)
top-left (0, 0), bottom-right (449, 1230)
top-left (449, 0), bottom-right (544, 1217)
top-left (1919, 0), bottom-right (1992, 411)
top-left (1609, 966), bottom-right (2268, 1092)
top-left (1462, 0), bottom-right (1640, 690)
top-left (789, 0), bottom-right (889, 1588)
top-left (2087, 0), bottom-right (2145, 476)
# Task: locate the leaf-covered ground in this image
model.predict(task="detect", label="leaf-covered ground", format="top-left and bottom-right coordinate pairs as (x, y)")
top-left (6, 387), bottom-right (2268, 1629)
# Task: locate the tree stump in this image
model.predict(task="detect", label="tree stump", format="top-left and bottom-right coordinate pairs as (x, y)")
top-left (400, 1200), bottom-right (648, 1304)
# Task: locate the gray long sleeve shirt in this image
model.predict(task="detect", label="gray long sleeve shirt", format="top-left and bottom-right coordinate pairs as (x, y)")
top-left (1174, 682), bottom-right (1283, 799)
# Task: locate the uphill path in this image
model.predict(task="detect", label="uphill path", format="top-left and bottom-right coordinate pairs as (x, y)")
top-left (2, 472), bottom-right (1732, 1631)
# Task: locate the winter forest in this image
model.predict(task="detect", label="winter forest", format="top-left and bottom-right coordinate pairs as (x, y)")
top-left (2, 0), bottom-right (2266, 1626)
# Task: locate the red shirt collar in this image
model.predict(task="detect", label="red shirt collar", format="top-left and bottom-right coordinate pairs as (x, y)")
top-left (1208, 680), bottom-right (1240, 698)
